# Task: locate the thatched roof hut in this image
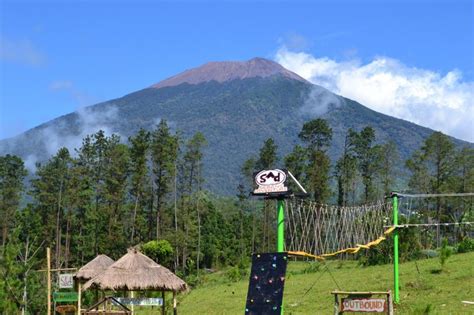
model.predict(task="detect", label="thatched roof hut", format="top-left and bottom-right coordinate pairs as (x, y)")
top-left (82, 249), bottom-right (187, 292)
top-left (75, 254), bottom-right (115, 281)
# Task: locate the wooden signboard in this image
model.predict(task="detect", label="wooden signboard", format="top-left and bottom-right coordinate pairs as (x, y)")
top-left (332, 291), bottom-right (393, 315)
top-left (341, 298), bottom-right (386, 312)
top-left (56, 304), bottom-right (76, 314)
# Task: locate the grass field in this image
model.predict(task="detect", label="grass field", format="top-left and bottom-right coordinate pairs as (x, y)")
top-left (175, 252), bottom-right (473, 314)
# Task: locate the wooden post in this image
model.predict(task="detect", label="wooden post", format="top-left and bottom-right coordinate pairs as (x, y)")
top-left (47, 247), bottom-right (51, 315)
top-left (333, 292), bottom-right (339, 315)
top-left (77, 282), bottom-right (82, 315)
top-left (388, 291), bottom-right (394, 315)
top-left (173, 291), bottom-right (177, 315)
top-left (130, 291), bottom-right (134, 314)
top-left (161, 291), bottom-right (165, 315)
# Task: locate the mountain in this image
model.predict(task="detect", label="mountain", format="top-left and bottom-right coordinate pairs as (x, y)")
top-left (0, 58), bottom-right (471, 194)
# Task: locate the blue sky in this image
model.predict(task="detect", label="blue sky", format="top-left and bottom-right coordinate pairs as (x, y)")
top-left (1, 0), bottom-right (473, 141)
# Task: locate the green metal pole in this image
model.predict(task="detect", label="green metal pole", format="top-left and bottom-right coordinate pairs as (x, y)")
top-left (277, 199), bottom-right (285, 252)
top-left (393, 193), bottom-right (400, 303)
top-left (277, 198), bottom-right (285, 315)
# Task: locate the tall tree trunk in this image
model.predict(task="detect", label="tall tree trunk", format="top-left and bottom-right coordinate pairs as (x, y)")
top-left (174, 163), bottom-right (179, 271)
top-left (21, 237), bottom-right (30, 315)
top-left (65, 215), bottom-right (70, 268)
top-left (56, 180), bottom-right (63, 268)
top-left (131, 195), bottom-right (139, 242)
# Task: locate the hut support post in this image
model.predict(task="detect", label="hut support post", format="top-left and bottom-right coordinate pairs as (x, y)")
top-left (77, 282), bottom-right (82, 315)
top-left (173, 291), bottom-right (177, 315)
top-left (130, 291), bottom-right (134, 314)
top-left (162, 291), bottom-right (165, 315)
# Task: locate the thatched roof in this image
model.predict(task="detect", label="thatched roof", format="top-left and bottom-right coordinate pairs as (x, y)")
top-left (75, 254), bottom-right (115, 281)
top-left (82, 249), bottom-right (187, 292)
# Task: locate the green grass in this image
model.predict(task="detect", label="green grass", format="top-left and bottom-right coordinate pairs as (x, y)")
top-left (175, 252), bottom-right (474, 314)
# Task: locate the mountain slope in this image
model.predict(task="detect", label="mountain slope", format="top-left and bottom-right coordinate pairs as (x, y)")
top-left (0, 58), bottom-right (470, 194)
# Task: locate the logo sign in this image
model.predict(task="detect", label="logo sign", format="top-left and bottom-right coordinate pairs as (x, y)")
top-left (53, 292), bottom-right (78, 302)
top-left (341, 298), bottom-right (386, 313)
top-left (58, 273), bottom-right (74, 289)
top-left (253, 169), bottom-right (288, 195)
top-left (113, 298), bottom-right (163, 306)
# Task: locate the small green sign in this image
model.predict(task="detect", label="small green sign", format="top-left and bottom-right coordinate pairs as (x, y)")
top-left (53, 291), bottom-right (78, 302)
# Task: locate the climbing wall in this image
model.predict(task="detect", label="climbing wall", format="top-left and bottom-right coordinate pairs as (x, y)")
top-left (245, 252), bottom-right (288, 314)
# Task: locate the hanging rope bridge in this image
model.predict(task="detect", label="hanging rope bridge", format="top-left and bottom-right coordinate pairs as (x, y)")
top-left (285, 199), bottom-right (393, 260)
top-left (284, 192), bottom-right (473, 260)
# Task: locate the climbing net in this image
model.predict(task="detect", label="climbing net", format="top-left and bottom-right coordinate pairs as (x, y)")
top-left (285, 199), bottom-right (392, 257)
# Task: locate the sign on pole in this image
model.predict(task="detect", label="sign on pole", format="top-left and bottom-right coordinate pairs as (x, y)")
top-left (253, 169), bottom-right (289, 196)
top-left (332, 291), bottom-right (393, 315)
top-left (58, 273), bottom-right (74, 288)
top-left (341, 298), bottom-right (386, 312)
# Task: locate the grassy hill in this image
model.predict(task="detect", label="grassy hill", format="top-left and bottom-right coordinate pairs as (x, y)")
top-left (175, 252), bottom-right (473, 314)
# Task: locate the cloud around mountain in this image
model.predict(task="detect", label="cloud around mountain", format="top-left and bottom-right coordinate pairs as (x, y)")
top-left (275, 47), bottom-right (474, 142)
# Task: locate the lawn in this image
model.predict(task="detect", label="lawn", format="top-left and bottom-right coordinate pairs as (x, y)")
top-left (175, 252), bottom-right (473, 314)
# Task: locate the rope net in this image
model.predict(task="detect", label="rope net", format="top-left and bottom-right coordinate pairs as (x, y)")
top-left (285, 199), bottom-right (392, 257)
top-left (284, 193), bottom-right (473, 259)
top-left (396, 193), bottom-right (473, 248)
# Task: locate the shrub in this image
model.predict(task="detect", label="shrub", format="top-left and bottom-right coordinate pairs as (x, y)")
top-left (226, 265), bottom-right (247, 282)
top-left (141, 239), bottom-right (174, 268)
top-left (457, 237), bottom-right (474, 253)
top-left (439, 238), bottom-right (452, 269)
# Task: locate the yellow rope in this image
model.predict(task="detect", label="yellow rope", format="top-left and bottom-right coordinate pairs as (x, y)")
top-left (288, 225), bottom-right (397, 261)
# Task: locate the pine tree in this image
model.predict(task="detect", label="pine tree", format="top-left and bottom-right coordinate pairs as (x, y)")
top-left (284, 144), bottom-right (307, 192)
top-left (151, 120), bottom-right (179, 239)
top-left (334, 131), bottom-right (358, 206)
top-left (298, 119), bottom-right (333, 203)
top-left (128, 129), bottom-right (151, 244)
top-left (406, 131), bottom-right (456, 246)
top-left (102, 143), bottom-right (130, 257)
top-left (348, 126), bottom-right (379, 203)
top-left (31, 148), bottom-right (73, 267)
top-left (0, 155), bottom-right (27, 246)
top-left (257, 138), bottom-right (278, 170)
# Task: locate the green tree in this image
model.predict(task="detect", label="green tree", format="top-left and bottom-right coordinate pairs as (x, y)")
top-left (102, 143), bottom-right (130, 257)
top-left (298, 119), bottom-right (332, 151)
top-left (374, 141), bottom-right (399, 198)
top-left (179, 132), bottom-right (207, 274)
top-left (284, 144), bottom-right (307, 192)
top-left (349, 126), bottom-right (379, 202)
top-left (128, 129), bottom-right (151, 244)
top-left (141, 240), bottom-right (174, 268)
top-left (406, 131), bottom-right (456, 246)
top-left (0, 155), bottom-right (27, 246)
top-left (151, 120), bottom-right (179, 239)
top-left (334, 132), bottom-right (358, 206)
top-left (257, 138), bottom-right (278, 170)
top-left (31, 148), bottom-right (73, 267)
top-left (299, 119), bottom-right (333, 203)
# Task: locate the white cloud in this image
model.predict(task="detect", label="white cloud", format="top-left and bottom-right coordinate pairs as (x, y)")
top-left (0, 37), bottom-right (46, 66)
top-left (275, 47), bottom-right (474, 142)
top-left (40, 105), bottom-right (120, 157)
